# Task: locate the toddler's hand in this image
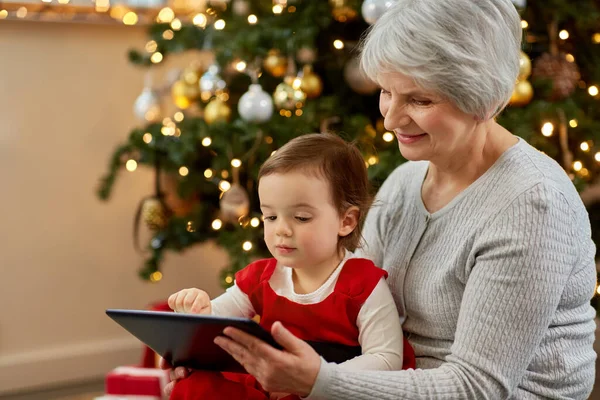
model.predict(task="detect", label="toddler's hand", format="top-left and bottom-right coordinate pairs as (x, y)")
top-left (168, 288), bottom-right (212, 314)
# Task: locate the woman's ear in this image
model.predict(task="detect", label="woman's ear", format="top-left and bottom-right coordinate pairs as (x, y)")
top-left (338, 206), bottom-right (359, 237)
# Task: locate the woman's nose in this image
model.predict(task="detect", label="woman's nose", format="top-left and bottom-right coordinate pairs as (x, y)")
top-left (383, 101), bottom-right (411, 132)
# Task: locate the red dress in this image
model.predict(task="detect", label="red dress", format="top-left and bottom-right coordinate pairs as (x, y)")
top-left (171, 258), bottom-right (415, 400)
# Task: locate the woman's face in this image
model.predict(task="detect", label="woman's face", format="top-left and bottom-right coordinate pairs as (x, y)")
top-left (378, 71), bottom-right (479, 165)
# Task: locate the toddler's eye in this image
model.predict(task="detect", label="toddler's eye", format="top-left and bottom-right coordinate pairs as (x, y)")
top-left (263, 216), bottom-right (277, 221)
top-left (295, 217), bottom-right (311, 222)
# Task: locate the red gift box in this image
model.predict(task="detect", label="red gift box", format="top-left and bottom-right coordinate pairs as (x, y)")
top-left (105, 366), bottom-right (171, 399)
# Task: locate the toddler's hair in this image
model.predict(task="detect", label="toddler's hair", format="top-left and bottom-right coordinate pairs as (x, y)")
top-left (258, 133), bottom-right (373, 251)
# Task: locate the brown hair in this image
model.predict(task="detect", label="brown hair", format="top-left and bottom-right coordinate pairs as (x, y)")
top-left (258, 133), bottom-right (373, 252)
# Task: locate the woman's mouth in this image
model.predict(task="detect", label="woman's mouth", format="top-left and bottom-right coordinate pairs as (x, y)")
top-left (396, 132), bottom-right (427, 145)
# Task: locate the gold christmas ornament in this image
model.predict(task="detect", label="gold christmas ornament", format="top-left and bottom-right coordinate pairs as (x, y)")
top-left (263, 50), bottom-right (288, 77)
top-left (510, 79), bottom-right (534, 107)
top-left (330, 0), bottom-right (358, 22)
top-left (343, 57), bottom-right (378, 95)
top-left (204, 98), bottom-right (232, 124)
top-left (182, 64), bottom-right (202, 86)
top-left (273, 77), bottom-right (307, 110)
top-left (171, 79), bottom-right (200, 109)
top-left (141, 197), bottom-right (169, 230)
top-left (518, 51), bottom-right (532, 80)
top-left (532, 52), bottom-right (581, 101)
top-left (220, 184), bottom-right (250, 223)
top-left (300, 65), bottom-right (323, 99)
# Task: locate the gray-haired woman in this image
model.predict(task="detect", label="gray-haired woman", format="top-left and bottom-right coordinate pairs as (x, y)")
top-left (164, 0), bottom-right (597, 398)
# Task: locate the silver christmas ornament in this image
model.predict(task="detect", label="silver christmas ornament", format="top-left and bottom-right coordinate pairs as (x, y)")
top-left (238, 83), bottom-right (274, 123)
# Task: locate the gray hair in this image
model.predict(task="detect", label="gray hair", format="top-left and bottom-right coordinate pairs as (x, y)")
top-left (360, 0), bottom-right (522, 120)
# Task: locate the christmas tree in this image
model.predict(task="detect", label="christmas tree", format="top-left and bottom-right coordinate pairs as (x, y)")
top-left (98, 0), bottom-right (600, 296)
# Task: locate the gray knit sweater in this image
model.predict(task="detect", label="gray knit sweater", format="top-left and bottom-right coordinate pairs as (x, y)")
top-left (308, 138), bottom-right (597, 399)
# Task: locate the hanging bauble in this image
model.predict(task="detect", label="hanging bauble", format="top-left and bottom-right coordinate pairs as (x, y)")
top-left (232, 0), bottom-right (250, 16)
top-left (134, 87), bottom-right (162, 122)
top-left (182, 64), bottom-right (202, 86)
top-left (532, 52), bottom-right (580, 101)
top-left (300, 65), bottom-right (323, 99)
top-left (511, 0), bottom-right (526, 8)
top-left (263, 50), bottom-right (288, 77)
top-left (141, 197), bottom-right (169, 231)
top-left (344, 57), bottom-right (378, 95)
top-left (361, 0), bottom-right (395, 24)
top-left (204, 98), bottom-right (232, 124)
top-left (509, 80), bottom-right (534, 107)
top-left (518, 51), bottom-right (532, 80)
top-left (199, 64), bottom-right (227, 101)
top-left (273, 77), bottom-right (307, 110)
top-left (171, 79), bottom-right (200, 109)
top-left (238, 83), bottom-right (274, 123)
top-left (220, 184), bottom-right (250, 223)
top-left (160, 174), bottom-right (198, 217)
top-left (330, 0), bottom-right (358, 22)
top-left (297, 47), bottom-right (317, 65)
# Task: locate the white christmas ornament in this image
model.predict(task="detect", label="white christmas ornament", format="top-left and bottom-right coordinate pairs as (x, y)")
top-left (238, 84), bottom-right (273, 123)
top-left (134, 87), bottom-right (162, 122)
top-left (511, 0), bottom-right (526, 8)
top-left (361, 0), bottom-right (395, 25)
top-left (199, 64), bottom-right (226, 95)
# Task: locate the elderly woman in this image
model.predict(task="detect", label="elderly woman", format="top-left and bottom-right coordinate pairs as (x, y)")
top-left (165, 0), bottom-right (597, 398)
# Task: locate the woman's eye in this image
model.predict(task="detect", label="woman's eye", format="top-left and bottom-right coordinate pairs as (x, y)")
top-left (380, 89), bottom-right (391, 96)
top-left (412, 98), bottom-right (431, 106)
top-left (295, 217), bottom-right (311, 222)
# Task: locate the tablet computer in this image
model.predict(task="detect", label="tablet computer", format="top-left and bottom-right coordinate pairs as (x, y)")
top-left (106, 309), bottom-right (282, 373)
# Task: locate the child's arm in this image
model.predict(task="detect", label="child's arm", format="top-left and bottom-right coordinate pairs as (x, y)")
top-left (339, 278), bottom-right (405, 371)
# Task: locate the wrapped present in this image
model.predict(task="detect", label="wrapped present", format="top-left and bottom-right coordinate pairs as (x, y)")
top-left (101, 366), bottom-right (171, 400)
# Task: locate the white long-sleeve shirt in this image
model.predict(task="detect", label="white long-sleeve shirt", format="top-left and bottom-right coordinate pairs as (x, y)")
top-left (211, 252), bottom-right (405, 371)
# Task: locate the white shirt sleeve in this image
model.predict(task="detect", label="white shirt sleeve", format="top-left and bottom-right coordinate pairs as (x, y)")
top-left (210, 283), bottom-right (256, 319)
top-left (338, 278), bottom-right (404, 371)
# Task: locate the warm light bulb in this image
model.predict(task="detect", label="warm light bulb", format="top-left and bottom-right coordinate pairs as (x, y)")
top-left (593, 33), bottom-right (600, 44)
top-left (250, 218), bottom-right (260, 227)
top-left (163, 30), bottom-right (174, 40)
top-left (202, 137), bottom-right (212, 147)
top-left (573, 161), bottom-right (583, 171)
top-left (272, 5), bottom-right (283, 13)
top-left (541, 122), bottom-right (554, 137)
top-left (521, 20), bottom-right (528, 29)
top-left (171, 18), bottom-right (182, 30)
top-left (143, 133), bottom-right (153, 144)
top-left (235, 61), bottom-right (247, 72)
top-left (212, 219), bottom-right (223, 230)
top-left (219, 181), bottom-right (231, 192)
top-left (151, 52), bottom-right (163, 64)
top-left (333, 40), bottom-right (344, 50)
top-left (157, 7), bottom-right (174, 23)
top-left (559, 30), bottom-right (569, 40)
top-left (588, 85), bottom-right (599, 96)
top-left (122, 12), bottom-right (138, 25)
top-left (383, 132), bottom-right (394, 142)
top-left (204, 169), bottom-right (213, 178)
top-left (174, 111), bottom-right (184, 122)
top-left (225, 275), bottom-right (234, 284)
top-left (126, 160), bottom-right (138, 172)
top-left (565, 54), bottom-right (575, 63)
top-left (248, 14), bottom-right (258, 24)
top-left (231, 159), bottom-right (242, 168)
top-left (145, 40), bottom-right (157, 53)
top-left (595, 153), bottom-right (600, 162)
top-left (16, 6), bottom-right (27, 18)
top-left (179, 166), bottom-right (189, 176)
top-left (580, 142), bottom-right (590, 152)
top-left (150, 271), bottom-right (163, 282)
top-left (193, 13), bottom-right (206, 27)
top-left (0, 10), bottom-right (7, 19)
top-left (242, 241), bottom-right (253, 251)
top-left (569, 119), bottom-right (578, 128)
top-left (214, 19), bottom-right (225, 30)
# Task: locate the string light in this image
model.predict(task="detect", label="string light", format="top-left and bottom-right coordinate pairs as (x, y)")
top-left (16, 6), bottom-right (27, 18)
top-left (179, 166), bottom-right (189, 176)
top-left (248, 14), bottom-right (258, 24)
top-left (157, 7), bottom-right (174, 23)
top-left (383, 132), bottom-right (395, 142)
top-left (214, 19), bottom-right (226, 30)
top-left (231, 159), bottom-right (242, 168)
top-left (163, 30), bottom-right (174, 40)
top-left (588, 85), bottom-right (599, 97)
top-left (295, 109), bottom-right (303, 116)
top-left (204, 169), bottom-right (214, 178)
top-left (521, 20), bottom-right (528, 29)
top-left (171, 18), bottom-right (182, 31)
top-left (565, 54), bottom-right (575, 63)
top-left (202, 137), bottom-right (212, 147)
top-left (150, 52), bottom-right (163, 64)
top-left (569, 119), bottom-right (578, 128)
top-left (212, 219), bottom-right (223, 230)
top-left (145, 41), bottom-right (157, 53)
top-left (192, 13), bottom-right (207, 27)
top-left (573, 161), bottom-right (583, 171)
top-left (272, 5), bottom-right (283, 13)
top-left (235, 61), bottom-right (247, 72)
top-left (242, 241), bottom-right (253, 251)
top-left (593, 33), bottom-right (600, 44)
top-left (143, 133), bottom-right (153, 144)
top-left (367, 156), bottom-right (379, 165)
top-left (219, 181), bottom-right (231, 192)
top-left (186, 221), bottom-right (195, 232)
top-left (150, 271), bottom-right (163, 282)
top-left (580, 142), bottom-right (590, 152)
top-left (225, 275), bottom-right (234, 284)
top-left (174, 112), bottom-right (184, 122)
top-left (221, 170), bottom-right (229, 179)
top-left (595, 153), bottom-right (600, 162)
top-left (126, 159), bottom-right (138, 172)
top-left (95, 0), bottom-right (108, 12)
top-left (122, 12), bottom-right (138, 25)
top-left (333, 40), bottom-right (344, 50)
top-left (250, 218), bottom-right (260, 227)
top-left (541, 122), bottom-right (554, 137)
top-left (559, 30), bottom-right (569, 40)
top-left (0, 10), bottom-right (7, 19)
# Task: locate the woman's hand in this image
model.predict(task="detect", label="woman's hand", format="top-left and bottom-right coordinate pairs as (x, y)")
top-left (158, 356), bottom-right (191, 397)
top-left (215, 321), bottom-right (321, 397)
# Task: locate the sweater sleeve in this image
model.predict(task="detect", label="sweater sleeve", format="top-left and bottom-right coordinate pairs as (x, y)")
top-left (307, 183), bottom-right (580, 399)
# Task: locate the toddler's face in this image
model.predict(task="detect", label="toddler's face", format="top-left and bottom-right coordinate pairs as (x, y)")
top-left (258, 171), bottom-right (344, 272)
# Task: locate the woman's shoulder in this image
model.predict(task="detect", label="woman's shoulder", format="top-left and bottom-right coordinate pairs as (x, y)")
top-left (377, 161), bottom-right (427, 198)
